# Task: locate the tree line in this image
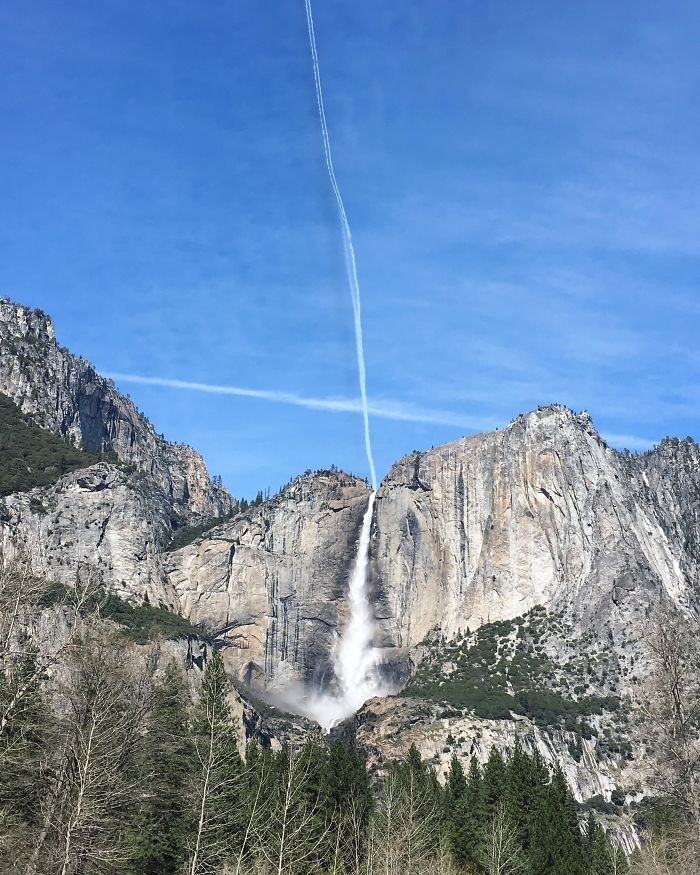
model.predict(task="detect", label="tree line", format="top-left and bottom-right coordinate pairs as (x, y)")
top-left (0, 624), bottom-right (625, 874)
top-left (2, 554), bottom-right (699, 874)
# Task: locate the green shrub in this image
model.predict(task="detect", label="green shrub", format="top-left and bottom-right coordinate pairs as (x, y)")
top-left (405, 610), bottom-right (621, 728)
top-left (40, 583), bottom-right (208, 644)
top-left (98, 593), bottom-right (209, 644)
top-left (0, 392), bottom-right (112, 495)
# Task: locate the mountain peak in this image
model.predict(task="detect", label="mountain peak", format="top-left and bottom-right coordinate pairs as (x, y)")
top-left (0, 297), bottom-right (55, 343)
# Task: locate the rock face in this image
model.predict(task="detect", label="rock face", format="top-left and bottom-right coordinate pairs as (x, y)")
top-left (354, 695), bottom-right (641, 853)
top-left (0, 299), bottom-right (233, 603)
top-left (347, 405), bottom-right (700, 822)
top-left (0, 463), bottom-right (175, 604)
top-left (637, 436), bottom-right (700, 588)
top-left (371, 406), bottom-right (697, 653)
top-left (165, 472), bottom-right (371, 689)
top-left (4, 297), bottom-right (700, 819)
top-left (164, 404), bottom-right (700, 718)
top-left (0, 299), bottom-right (232, 526)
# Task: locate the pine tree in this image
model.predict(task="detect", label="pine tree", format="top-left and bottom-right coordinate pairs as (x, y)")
top-left (444, 755), bottom-right (466, 856)
top-left (297, 734), bottom-right (332, 868)
top-left (188, 650), bottom-right (245, 875)
top-left (451, 755), bottom-right (486, 866)
top-left (324, 731), bottom-right (373, 872)
top-left (529, 765), bottom-right (585, 875)
top-left (584, 810), bottom-right (598, 869)
top-left (504, 739), bottom-right (547, 853)
top-left (585, 811), bottom-right (628, 875)
top-left (446, 754), bottom-right (468, 805)
top-left (591, 823), bottom-right (615, 875)
top-left (483, 748), bottom-right (507, 816)
top-left (125, 660), bottom-right (194, 874)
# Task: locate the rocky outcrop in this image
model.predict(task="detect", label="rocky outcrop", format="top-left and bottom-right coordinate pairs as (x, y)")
top-left (0, 463), bottom-right (177, 604)
top-left (165, 471), bottom-right (371, 690)
top-left (371, 405), bottom-right (696, 652)
top-left (0, 298), bottom-right (232, 526)
top-left (636, 437), bottom-right (700, 588)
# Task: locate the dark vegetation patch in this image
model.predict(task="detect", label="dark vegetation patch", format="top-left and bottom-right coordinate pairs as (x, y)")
top-left (405, 607), bottom-right (621, 731)
top-left (0, 392), bottom-right (115, 496)
top-left (97, 593), bottom-right (208, 644)
top-left (165, 493), bottom-right (267, 551)
top-left (165, 514), bottom-right (237, 552)
top-left (41, 582), bottom-right (207, 644)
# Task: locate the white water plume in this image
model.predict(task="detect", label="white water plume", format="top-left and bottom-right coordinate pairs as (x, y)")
top-left (305, 492), bottom-right (389, 730)
top-left (304, 0), bottom-right (377, 490)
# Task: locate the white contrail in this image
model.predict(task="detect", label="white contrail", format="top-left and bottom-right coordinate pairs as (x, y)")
top-left (106, 372), bottom-right (495, 431)
top-left (304, 0), bottom-right (377, 489)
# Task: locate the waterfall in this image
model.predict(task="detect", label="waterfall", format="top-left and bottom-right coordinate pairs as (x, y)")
top-left (307, 492), bottom-right (387, 730)
top-left (335, 492), bottom-right (380, 705)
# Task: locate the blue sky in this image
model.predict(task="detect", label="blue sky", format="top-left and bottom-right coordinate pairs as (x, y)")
top-left (1, 1), bottom-right (699, 498)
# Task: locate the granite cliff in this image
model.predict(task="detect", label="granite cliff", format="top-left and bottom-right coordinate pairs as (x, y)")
top-left (0, 299), bottom-right (233, 604)
top-left (0, 299), bottom-right (232, 527)
top-left (371, 405), bottom-right (696, 660)
top-left (2, 297), bottom-right (699, 825)
top-left (165, 470), bottom-right (371, 689)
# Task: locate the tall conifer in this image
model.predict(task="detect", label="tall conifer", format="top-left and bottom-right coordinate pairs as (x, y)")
top-left (126, 660), bottom-right (194, 874)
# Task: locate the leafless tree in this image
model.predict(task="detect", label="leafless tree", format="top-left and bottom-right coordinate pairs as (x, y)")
top-left (638, 605), bottom-right (700, 847)
top-left (187, 650), bottom-right (267, 875)
top-left (369, 767), bottom-right (442, 875)
top-left (478, 802), bottom-right (526, 875)
top-left (0, 554), bottom-right (100, 740)
top-left (233, 754), bottom-right (270, 875)
top-left (251, 743), bottom-right (330, 875)
top-left (24, 633), bottom-right (153, 875)
top-left (345, 791), bottom-right (373, 875)
top-left (1, 556), bottom-right (105, 871)
top-left (630, 826), bottom-right (700, 875)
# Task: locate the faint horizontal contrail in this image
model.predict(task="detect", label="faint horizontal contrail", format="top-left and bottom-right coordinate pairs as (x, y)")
top-left (106, 372), bottom-right (488, 431)
top-left (106, 373), bottom-right (657, 451)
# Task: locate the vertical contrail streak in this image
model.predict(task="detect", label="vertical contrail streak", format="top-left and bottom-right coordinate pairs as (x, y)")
top-left (304, 0), bottom-right (378, 490)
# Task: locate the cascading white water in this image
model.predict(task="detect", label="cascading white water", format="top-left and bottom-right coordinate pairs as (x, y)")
top-left (334, 492), bottom-right (381, 701)
top-left (306, 492), bottom-right (388, 730)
